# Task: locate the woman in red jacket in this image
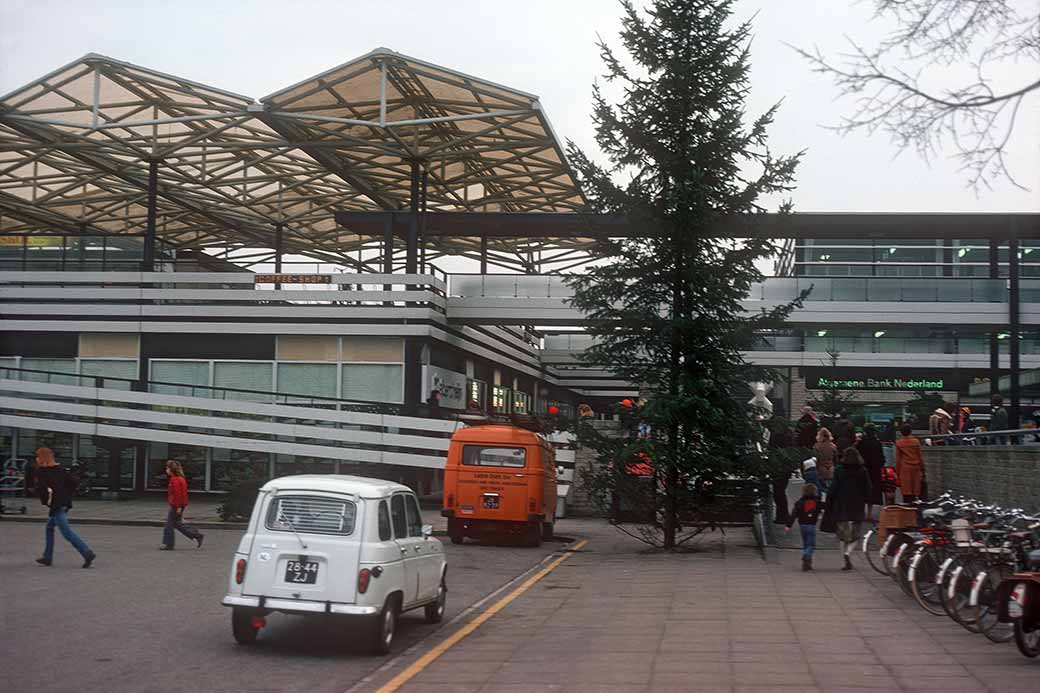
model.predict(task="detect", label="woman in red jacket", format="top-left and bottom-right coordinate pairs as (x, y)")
top-left (160, 460), bottom-right (204, 550)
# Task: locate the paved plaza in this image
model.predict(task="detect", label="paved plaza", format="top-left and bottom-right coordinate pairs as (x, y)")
top-left (2, 503), bottom-right (1035, 693)
top-left (370, 521), bottom-right (1036, 693)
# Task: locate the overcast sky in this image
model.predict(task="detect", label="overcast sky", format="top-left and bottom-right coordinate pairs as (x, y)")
top-left (2, 0), bottom-right (1037, 213)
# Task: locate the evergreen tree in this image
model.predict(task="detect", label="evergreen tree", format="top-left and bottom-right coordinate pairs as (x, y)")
top-left (566, 0), bottom-right (805, 549)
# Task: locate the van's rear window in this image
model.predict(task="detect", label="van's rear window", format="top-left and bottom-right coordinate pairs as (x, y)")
top-left (462, 445), bottom-right (526, 467)
top-left (265, 495), bottom-right (356, 535)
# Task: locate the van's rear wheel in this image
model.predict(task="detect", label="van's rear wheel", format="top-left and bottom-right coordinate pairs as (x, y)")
top-left (541, 520), bottom-right (554, 541)
top-left (425, 576), bottom-right (447, 623)
top-left (527, 522), bottom-right (542, 547)
top-left (371, 596), bottom-right (399, 655)
top-left (231, 607), bottom-right (259, 645)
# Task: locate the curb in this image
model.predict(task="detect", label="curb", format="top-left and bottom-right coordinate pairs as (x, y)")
top-left (0, 516), bottom-right (247, 530)
top-left (0, 516), bottom-right (452, 536)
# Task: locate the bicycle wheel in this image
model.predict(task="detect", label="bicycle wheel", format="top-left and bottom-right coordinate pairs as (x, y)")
top-left (884, 532), bottom-right (912, 579)
top-left (939, 557), bottom-right (962, 622)
top-left (974, 565), bottom-right (1015, 643)
top-left (949, 563), bottom-right (983, 633)
top-left (895, 543), bottom-right (918, 598)
top-left (861, 528), bottom-right (887, 576)
top-left (909, 547), bottom-right (946, 616)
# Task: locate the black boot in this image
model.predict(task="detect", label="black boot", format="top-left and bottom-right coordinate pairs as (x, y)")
top-left (82, 551), bottom-right (96, 569)
top-left (801, 556), bottom-right (811, 572)
top-left (842, 554), bottom-right (853, 571)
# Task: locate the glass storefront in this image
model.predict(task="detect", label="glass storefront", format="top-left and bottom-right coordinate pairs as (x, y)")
top-left (77, 437), bottom-right (135, 490)
top-left (210, 448), bottom-right (271, 491)
top-left (274, 454), bottom-right (336, 478)
top-left (147, 442), bottom-right (206, 491)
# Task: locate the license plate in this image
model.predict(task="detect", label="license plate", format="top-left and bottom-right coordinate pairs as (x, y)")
top-left (483, 495), bottom-right (500, 509)
top-left (285, 559), bottom-right (319, 584)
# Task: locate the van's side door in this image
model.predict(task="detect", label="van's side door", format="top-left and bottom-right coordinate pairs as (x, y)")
top-left (390, 493), bottom-right (421, 607)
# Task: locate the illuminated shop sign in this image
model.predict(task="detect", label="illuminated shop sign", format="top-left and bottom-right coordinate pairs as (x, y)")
top-left (802, 367), bottom-right (983, 392)
top-left (813, 376), bottom-right (944, 391)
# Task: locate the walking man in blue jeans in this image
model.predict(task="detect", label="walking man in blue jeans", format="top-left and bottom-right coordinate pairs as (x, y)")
top-left (785, 483), bottom-right (821, 571)
top-left (33, 447), bottom-right (96, 568)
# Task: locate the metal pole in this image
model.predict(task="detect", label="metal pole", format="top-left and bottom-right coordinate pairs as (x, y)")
top-left (274, 223), bottom-right (284, 290)
top-left (404, 160), bottom-right (423, 411)
top-left (274, 223), bottom-right (284, 273)
top-left (419, 169), bottom-right (428, 274)
top-left (407, 159), bottom-right (420, 275)
top-left (1009, 231), bottom-right (1020, 429)
top-left (143, 160), bottom-right (158, 271)
top-left (990, 236), bottom-right (1000, 396)
top-left (480, 235), bottom-right (488, 274)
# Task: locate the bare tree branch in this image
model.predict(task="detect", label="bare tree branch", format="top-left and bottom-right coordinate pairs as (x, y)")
top-left (792, 0), bottom-right (1040, 191)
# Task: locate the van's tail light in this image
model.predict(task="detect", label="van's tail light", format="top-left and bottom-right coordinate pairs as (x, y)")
top-left (358, 568), bottom-right (372, 594)
top-left (529, 497), bottom-right (537, 513)
top-left (235, 558), bottom-right (247, 584)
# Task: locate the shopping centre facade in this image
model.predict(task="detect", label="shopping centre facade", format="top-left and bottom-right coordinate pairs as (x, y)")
top-left (2, 50), bottom-right (1038, 496)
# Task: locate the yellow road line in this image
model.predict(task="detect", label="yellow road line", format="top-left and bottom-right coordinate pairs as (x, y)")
top-left (376, 539), bottom-right (590, 693)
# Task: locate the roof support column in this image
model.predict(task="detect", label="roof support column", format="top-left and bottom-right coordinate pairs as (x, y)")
top-left (404, 161), bottom-right (425, 412)
top-left (142, 160), bottom-right (159, 272)
top-left (480, 235), bottom-right (488, 275)
top-left (407, 159), bottom-right (421, 275)
top-left (989, 236), bottom-right (1000, 396)
top-left (1009, 226), bottom-right (1020, 430)
top-left (274, 223), bottom-right (284, 290)
top-left (274, 223), bottom-right (284, 273)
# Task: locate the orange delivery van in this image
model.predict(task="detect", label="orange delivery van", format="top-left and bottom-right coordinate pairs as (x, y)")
top-left (441, 425), bottom-right (557, 546)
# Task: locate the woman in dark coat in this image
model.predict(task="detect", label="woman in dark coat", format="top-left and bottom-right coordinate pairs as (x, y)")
top-left (827, 447), bottom-right (872, 571)
top-left (854, 424), bottom-right (885, 521)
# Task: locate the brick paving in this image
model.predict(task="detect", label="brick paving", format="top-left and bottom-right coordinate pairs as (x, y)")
top-left (383, 520), bottom-right (1036, 693)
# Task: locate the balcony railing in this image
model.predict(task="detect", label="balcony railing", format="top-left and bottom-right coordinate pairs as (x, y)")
top-left (747, 277), bottom-right (1008, 303)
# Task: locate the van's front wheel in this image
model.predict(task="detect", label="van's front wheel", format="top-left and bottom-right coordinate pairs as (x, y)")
top-left (231, 607), bottom-right (259, 645)
top-left (371, 596), bottom-right (399, 655)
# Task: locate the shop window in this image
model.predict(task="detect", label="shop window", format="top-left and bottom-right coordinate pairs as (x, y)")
top-left (80, 359), bottom-right (137, 390)
top-left (19, 430), bottom-right (75, 465)
top-left (492, 386), bottom-right (512, 413)
top-left (78, 436), bottom-right (135, 490)
top-left (213, 361), bottom-right (273, 402)
top-left (341, 363), bottom-right (403, 403)
top-left (150, 360), bottom-right (210, 397)
top-left (210, 448), bottom-right (270, 492)
top-left (513, 391), bottom-right (532, 414)
top-left (273, 454), bottom-right (336, 478)
top-left (467, 379), bottom-right (487, 410)
top-left (20, 358), bottom-right (78, 385)
top-left (148, 442), bottom-right (206, 491)
top-left (276, 362), bottom-right (337, 399)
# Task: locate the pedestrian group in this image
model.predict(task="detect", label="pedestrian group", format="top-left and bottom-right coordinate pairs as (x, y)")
top-left (31, 448), bottom-right (204, 568)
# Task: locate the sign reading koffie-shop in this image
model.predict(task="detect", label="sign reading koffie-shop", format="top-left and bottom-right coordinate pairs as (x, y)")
top-left (802, 367), bottom-right (980, 392)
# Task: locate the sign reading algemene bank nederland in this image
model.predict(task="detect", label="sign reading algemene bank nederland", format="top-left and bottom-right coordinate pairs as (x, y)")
top-left (802, 367), bottom-right (985, 393)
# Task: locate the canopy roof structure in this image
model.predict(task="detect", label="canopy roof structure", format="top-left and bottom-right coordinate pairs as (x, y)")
top-left (0, 49), bottom-right (589, 270)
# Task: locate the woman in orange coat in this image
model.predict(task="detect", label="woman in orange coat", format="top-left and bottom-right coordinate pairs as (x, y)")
top-left (894, 424), bottom-right (924, 503)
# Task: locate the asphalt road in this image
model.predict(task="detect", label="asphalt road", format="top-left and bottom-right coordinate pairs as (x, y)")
top-left (0, 522), bottom-right (566, 693)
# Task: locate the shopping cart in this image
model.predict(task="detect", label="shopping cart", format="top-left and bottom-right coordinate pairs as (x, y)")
top-left (0, 459), bottom-right (28, 515)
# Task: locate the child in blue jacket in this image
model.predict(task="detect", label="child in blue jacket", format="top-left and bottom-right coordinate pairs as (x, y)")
top-left (785, 483), bottom-right (821, 571)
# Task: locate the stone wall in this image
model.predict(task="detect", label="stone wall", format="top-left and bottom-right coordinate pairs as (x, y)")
top-left (922, 447), bottom-right (1040, 509)
top-left (567, 419), bottom-right (620, 517)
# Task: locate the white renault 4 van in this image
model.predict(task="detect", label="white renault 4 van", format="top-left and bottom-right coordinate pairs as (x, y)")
top-left (221, 475), bottom-right (447, 654)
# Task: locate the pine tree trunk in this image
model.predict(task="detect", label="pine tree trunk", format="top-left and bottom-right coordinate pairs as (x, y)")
top-left (663, 232), bottom-right (684, 550)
